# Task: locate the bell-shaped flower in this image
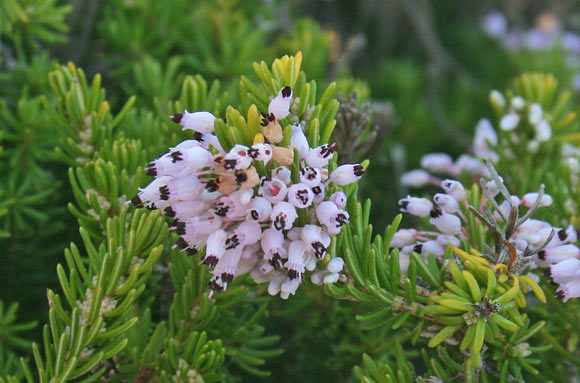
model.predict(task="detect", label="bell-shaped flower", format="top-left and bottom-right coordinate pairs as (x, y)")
top-left (306, 143), bottom-right (336, 168)
top-left (316, 201), bottom-right (349, 235)
top-left (160, 176), bottom-right (204, 201)
top-left (521, 192), bottom-right (553, 207)
top-left (557, 280), bottom-right (580, 302)
top-left (330, 191), bottom-right (347, 209)
top-left (401, 169), bottom-right (431, 188)
top-left (270, 201), bottom-right (298, 231)
top-left (246, 197), bottom-right (272, 222)
top-left (273, 166), bottom-right (292, 185)
top-left (311, 184), bottom-right (326, 204)
top-left (300, 166), bottom-right (322, 187)
top-left (201, 229), bottom-right (228, 267)
top-left (398, 196), bottom-right (432, 217)
top-left (550, 258), bottom-right (580, 284)
top-left (280, 277), bottom-right (301, 299)
top-left (261, 113), bottom-right (283, 144)
top-left (473, 118), bottom-right (498, 155)
top-left (268, 86), bottom-right (292, 120)
top-left (429, 206), bottom-right (462, 235)
top-left (170, 111), bottom-right (216, 134)
top-left (225, 221), bottom-right (262, 250)
top-left (145, 145), bottom-right (213, 177)
top-left (301, 224), bottom-right (330, 259)
top-left (454, 155), bottom-right (487, 177)
top-left (421, 153), bottom-right (453, 174)
top-left (441, 180), bottom-right (467, 202)
top-left (133, 176), bottom-right (172, 207)
top-left (433, 193), bottom-right (459, 213)
top-left (285, 240), bottom-right (307, 280)
top-left (259, 178), bottom-right (288, 203)
top-left (329, 164), bottom-right (365, 185)
top-left (163, 200), bottom-right (206, 220)
top-left (213, 247), bottom-right (244, 285)
top-left (272, 146), bottom-right (294, 166)
top-left (437, 234), bottom-right (460, 247)
top-left (287, 183), bottom-right (314, 208)
top-left (261, 228), bottom-right (288, 269)
top-left (248, 143), bottom-right (273, 163)
top-left (538, 244), bottom-right (580, 264)
top-left (390, 229), bottom-right (417, 248)
top-left (224, 145), bottom-right (252, 170)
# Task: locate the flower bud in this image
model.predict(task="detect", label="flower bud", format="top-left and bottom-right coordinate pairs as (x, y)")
top-left (433, 193), bottom-right (459, 213)
top-left (528, 103), bottom-right (543, 125)
top-left (500, 113), bottom-right (520, 131)
top-left (390, 229), bottom-right (417, 248)
top-left (441, 180), bottom-right (467, 202)
top-left (330, 191), bottom-right (347, 208)
top-left (521, 192), bottom-right (553, 207)
top-left (261, 113), bottom-right (283, 143)
top-left (291, 124), bottom-right (310, 159)
top-left (306, 144), bottom-right (336, 168)
top-left (327, 257), bottom-right (344, 273)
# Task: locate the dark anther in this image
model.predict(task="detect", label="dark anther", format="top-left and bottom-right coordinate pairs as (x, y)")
top-left (555, 290), bottom-right (565, 299)
top-left (281, 86), bottom-right (292, 97)
top-left (399, 200), bottom-right (409, 210)
top-left (175, 237), bottom-right (189, 250)
top-left (288, 269), bottom-right (299, 280)
top-left (193, 131), bottom-right (204, 142)
top-left (273, 216), bottom-right (286, 231)
top-left (205, 179), bottom-right (219, 192)
top-left (312, 242), bottom-right (327, 259)
top-left (413, 244), bottom-right (423, 254)
top-left (221, 273), bottom-right (234, 284)
top-left (175, 221), bottom-right (186, 235)
top-left (250, 210), bottom-right (260, 220)
top-left (159, 185), bottom-right (170, 200)
top-left (131, 195), bottom-right (143, 208)
top-left (261, 112), bottom-right (276, 126)
top-left (248, 148), bottom-right (259, 158)
top-left (270, 253), bottom-right (282, 269)
top-left (170, 151), bottom-right (183, 163)
top-left (312, 186), bottom-right (322, 195)
top-left (430, 204), bottom-right (443, 219)
top-left (353, 164), bottom-right (365, 177)
top-left (164, 206), bottom-right (176, 217)
top-left (224, 159), bottom-right (237, 170)
top-left (203, 255), bottom-right (218, 268)
top-left (186, 247), bottom-right (198, 256)
top-left (558, 228), bottom-right (568, 241)
top-left (236, 172), bottom-right (248, 185)
top-left (170, 113), bottom-right (183, 124)
top-left (145, 165), bottom-right (157, 177)
top-left (537, 250), bottom-right (546, 260)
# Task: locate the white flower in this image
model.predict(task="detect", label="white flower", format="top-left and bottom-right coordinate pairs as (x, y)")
top-left (421, 153), bottom-right (453, 173)
top-left (473, 118), bottom-right (498, 157)
top-left (306, 144), bottom-right (336, 168)
top-left (437, 234), bottom-right (460, 247)
top-left (287, 183), bottom-right (314, 208)
top-left (550, 258), bottom-right (580, 283)
top-left (280, 277), bottom-right (300, 299)
top-left (145, 145), bottom-right (213, 177)
top-left (202, 229), bottom-right (228, 267)
top-left (225, 145), bottom-right (252, 170)
top-left (433, 193), bottom-right (459, 213)
top-left (521, 192), bottom-right (553, 207)
top-left (161, 176), bottom-right (204, 201)
top-left (248, 143), bottom-right (273, 163)
top-left (329, 164), bottom-right (365, 185)
top-left (329, 191), bottom-right (347, 208)
top-left (247, 197), bottom-right (272, 222)
top-left (261, 228), bottom-right (287, 269)
top-left (259, 178), bottom-right (288, 203)
top-left (316, 201), bottom-right (349, 235)
top-left (300, 167), bottom-right (322, 187)
top-left (557, 280), bottom-right (580, 302)
top-left (285, 240), bottom-right (307, 280)
top-left (535, 120), bottom-right (551, 142)
top-left (398, 196), bottom-right (432, 217)
top-left (327, 257), bottom-right (344, 273)
top-left (301, 224), bottom-right (330, 259)
top-left (268, 86), bottom-right (292, 120)
top-left (419, 241), bottom-right (446, 257)
top-left (401, 169), bottom-right (431, 188)
top-left (528, 103), bottom-right (543, 125)
top-left (273, 166), bottom-right (292, 185)
top-left (454, 155), bottom-right (487, 177)
top-left (291, 124), bottom-right (310, 159)
top-left (429, 206), bottom-right (462, 235)
top-left (170, 111), bottom-right (216, 134)
top-left (213, 247), bottom-right (244, 285)
top-left (500, 113), bottom-right (520, 131)
top-left (538, 244), bottom-right (580, 264)
top-left (390, 229), bottom-right (417, 248)
top-left (441, 180), bottom-right (467, 202)
top-left (270, 202), bottom-right (298, 231)
top-left (511, 96), bottom-right (525, 110)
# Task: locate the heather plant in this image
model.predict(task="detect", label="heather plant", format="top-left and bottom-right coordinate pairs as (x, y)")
top-left (4, 2), bottom-right (580, 383)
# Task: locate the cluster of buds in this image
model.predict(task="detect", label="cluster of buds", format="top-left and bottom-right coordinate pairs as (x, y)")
top-left (132, 87), bottom-right (364, 298)
top-left (394, 160), bottom-right (580, 302)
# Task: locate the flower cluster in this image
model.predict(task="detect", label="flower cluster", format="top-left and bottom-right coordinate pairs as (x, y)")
top-left (131, 87), bottom-right (364, 298)
top-left (393, 162), bottom-right (580, 302)
top-left (481, 10), bottom-right (580, 89)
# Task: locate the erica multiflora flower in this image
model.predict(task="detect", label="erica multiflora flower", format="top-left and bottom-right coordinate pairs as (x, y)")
top-left (393, 160), bottom-right (580, 302)
top-left (132, 86), bottom-right (362, 299)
